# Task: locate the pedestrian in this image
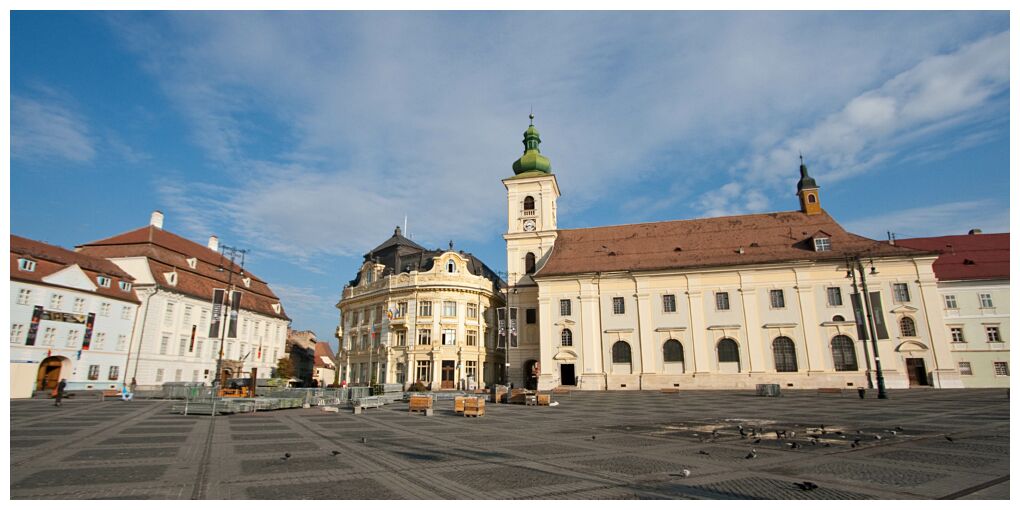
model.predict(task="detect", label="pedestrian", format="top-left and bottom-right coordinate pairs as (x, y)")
top-left (130, 377), bottom-right (138, 394)
top-left (54, 378), bottom-right (67, 407)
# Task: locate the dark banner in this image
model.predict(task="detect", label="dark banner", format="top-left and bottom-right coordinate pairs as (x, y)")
top-left (189, 325), bottom-right (197, 352)
top-left (25, 305), bottom-right (44, 346)
top-left (81, 313), bottom-right (96, 350)
top-left (496, 308), bottom-right (506, 348)
top-left (227, 290), bottom-right (241, 339)
top-left (850, 292), bottom-right (889, 340)
top-left (509, 307), bottom-right (518, 348)
top-left (850, 293), bottom-right (869, 340)
top-left (209, 289), bottom-right (225, 337)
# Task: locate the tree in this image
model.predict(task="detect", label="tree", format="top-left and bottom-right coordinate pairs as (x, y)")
top-left (275, 357), bottom-right (294, 379)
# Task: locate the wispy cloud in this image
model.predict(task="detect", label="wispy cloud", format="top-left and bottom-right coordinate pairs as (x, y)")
top-left (843, 199), bottom-right (1009, 240)
top-left (11, 93), bottom-right (96, 163)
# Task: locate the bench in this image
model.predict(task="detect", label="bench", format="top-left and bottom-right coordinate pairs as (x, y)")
top-left (463, 397), bottom-right (485, 417)
top-left (408, 395), bottom-right (433, 416)
top-left (353, 396), bottom-right (383, 415)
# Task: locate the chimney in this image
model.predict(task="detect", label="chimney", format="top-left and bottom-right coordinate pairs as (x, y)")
top-left (968, 229), bottom-right (982, 235)
top-left (150, 210), bottom-right (164, 229)
top-left (208, 235), bottom-right (219, 252)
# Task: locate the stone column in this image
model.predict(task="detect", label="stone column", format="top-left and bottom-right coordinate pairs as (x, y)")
top-left (686, 276), bottom-right (709, 375)
top-left (739, 286), bottom-right (765, 374)
top-left (634, 282), bottom-right (655, 387)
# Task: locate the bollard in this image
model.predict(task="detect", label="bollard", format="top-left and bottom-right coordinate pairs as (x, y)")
top-left (857, 387), bottom-right (866, 399)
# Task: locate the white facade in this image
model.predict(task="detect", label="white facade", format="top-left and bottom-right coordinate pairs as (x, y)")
top-left (940, 279), bottom-right (1010, 387)
top-left (9, 278), bottom-right (137, 398)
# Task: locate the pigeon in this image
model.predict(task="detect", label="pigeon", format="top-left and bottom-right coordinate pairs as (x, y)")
top-left (670, 469), bottom-right (692, 478)
top-left (794, 481), bottom-right (819, 491)
top-left (698, 450), bottom-right (711, 456)
top-left (856, 430), bottom-right (863, 436)
top-left (330, 450), bottom-right (341, 456)
top-left (361, 437), bottom-right (367, 444)
top-left (895, 426), bottom-right (904, 431)
top-left (788, 431), bottom-right (796, 439)
top-left (745, 448), bottom-right (757, 459)
top-left (591, 435), bottom-right (597, 441)
top-left (822, 442), bottom-right (832, 447)
top-left (739, 428), bottom-right (748, 439)
top-left (753, 438), bottom-right (761, 444)
top-left (890, 430), bottom-right (898, 436)
top-left (820, 425), bottom-right (826, 433)
top-left (945, 435), bottom-right (954, 442)
top-left (712, 429), bottom-right (720, 439)
top-left (788, 442), bottom-right (802, 450)
top-left (851, 438), bottom-right (861, 448)
top-left (872, 434), bottom-right (882, 441)
top-left (809, 437), bottom-right (818, 446)
top-left (280, 452), bottom-right (291, 461)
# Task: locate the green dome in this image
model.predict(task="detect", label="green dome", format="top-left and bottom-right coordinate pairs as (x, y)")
top-left (512, 114), bottom-right (552, 175)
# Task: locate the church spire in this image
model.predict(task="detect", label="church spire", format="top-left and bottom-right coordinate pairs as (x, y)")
top-left (796, 155), bottom-right (822, 215)
top-left (512, 113), bottom-right (552, 175)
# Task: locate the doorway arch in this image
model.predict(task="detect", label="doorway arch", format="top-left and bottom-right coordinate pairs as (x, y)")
top-left (36, 356), bottom-right (70, 391)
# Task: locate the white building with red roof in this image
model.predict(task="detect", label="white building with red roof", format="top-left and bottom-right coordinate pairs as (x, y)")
top-left (76, 211), bottom-right (291, 389)
top-left (10, 235), bottom-right (140, 398)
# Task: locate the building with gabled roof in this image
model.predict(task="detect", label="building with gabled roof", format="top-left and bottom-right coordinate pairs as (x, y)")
top-left (313, 341), bottom-right (338, 387)
top-left (897, 232), bottom-right (1009, 387)
top-left (75, 211), bottom-right (291, 389)
top-left (501, 116), bottom-right (962, 391)
top-left (10, 235), bottom-right (140, 398)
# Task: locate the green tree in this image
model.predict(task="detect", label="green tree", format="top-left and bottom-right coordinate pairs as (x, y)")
top-left (275, 357), bottom-right (294, 379)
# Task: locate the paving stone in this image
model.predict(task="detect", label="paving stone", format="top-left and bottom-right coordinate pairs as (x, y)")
top-left (439, 465), bottom-right (579, 491)
top-left (233, 442), bottom-right (321, 454)
top-left (230, 433), bottom-right (294, 441)
top-left (669, 477), bottom-right (877, 499)
top-left (871, 449), bottom-right (993, 468)
top-left (64, 447), bottom-right (180, 461)
top-left (120, 427), bottom-right (195, 435)
top-left (506, 442), bottom-right (594, 456)
top-left (13, 465), bottom-right (169, 489)
top-left (246, 477), bottom-right (403, 499)
top-left (809, 461), bottom-right (947, 487)
top-left (573, 455), bottom-right (691, 476)
top-left (11, 439), bottom-right (52, 448)
top-left (100, 435), bottom-right (187, 445)
top-left (240, 456), bottom-right (349, 475)
top-left (11, 428), bottom-right (78, 436)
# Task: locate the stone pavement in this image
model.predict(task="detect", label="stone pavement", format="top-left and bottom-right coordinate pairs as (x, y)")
top-left (9, 389), bottom-right (1010, 499)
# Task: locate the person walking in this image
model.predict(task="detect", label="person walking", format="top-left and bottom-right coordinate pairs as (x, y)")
top-left (54, 378), bottom-right (67, 407)
top-left (130, 377), bottom-right (138, 394)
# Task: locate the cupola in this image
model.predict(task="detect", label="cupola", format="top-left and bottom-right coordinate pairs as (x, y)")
top-left (512, 114), bottom-right (552, 175)
top-left (796, 155), bottom-right (821, 215)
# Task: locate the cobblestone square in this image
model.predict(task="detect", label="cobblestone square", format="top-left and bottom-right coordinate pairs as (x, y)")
top-left (9, 389), bottom-right (1010, 499)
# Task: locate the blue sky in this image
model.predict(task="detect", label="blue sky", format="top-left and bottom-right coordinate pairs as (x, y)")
top-left (10, 11), bottom-right (1010, 348)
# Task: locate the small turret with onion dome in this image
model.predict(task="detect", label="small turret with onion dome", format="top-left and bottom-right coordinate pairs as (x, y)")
top-left (512, 113), bottom-right (552, 175)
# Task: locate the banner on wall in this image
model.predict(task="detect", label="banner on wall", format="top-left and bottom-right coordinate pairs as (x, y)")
top-left (25, 305), bottom-right (44, 346)
top-left (209, 289), bottom-right (225, 337)
top-left (81, 313), bottom-right (96, 350)
top-left (227, 290), bottom-right (242, 339)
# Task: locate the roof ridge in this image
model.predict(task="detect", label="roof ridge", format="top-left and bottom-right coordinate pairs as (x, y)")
top-left (554, 209), bottom-right (817, 233)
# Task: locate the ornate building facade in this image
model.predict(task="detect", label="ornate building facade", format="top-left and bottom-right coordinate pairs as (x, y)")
top-left (502, 116), bottom-right (964, 391)
top-left (336, 228), bottom-right (504, 390)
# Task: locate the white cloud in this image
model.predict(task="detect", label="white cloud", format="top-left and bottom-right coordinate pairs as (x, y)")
top-left (843, 200), bottom-right (1009, 240)
top-left (11, 94), bottom-right (96, 163)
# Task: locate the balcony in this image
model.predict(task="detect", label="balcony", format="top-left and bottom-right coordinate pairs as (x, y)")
top-left (521, 209), bottom-right (536, 217)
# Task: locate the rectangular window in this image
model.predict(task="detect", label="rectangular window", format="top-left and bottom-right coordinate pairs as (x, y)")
top-left (195, 340), bottom-right (203, 358)
top-left (10, 324), bottom-right (25, 344)
top-left (770, 289), bottom-right (786, 309)
top-left (361, 334), bottom-right (369, 349)
top-left (986, 326), bottom-right (1002, 342)
top-left (716, 292), bottom-right (730, 311)
top-left (944, 295), bottom-right (958, 309)
top-left (466, 330), bottom-right (477, 346)
top-left (443, 301), bottom-right (457, 317)
top-left (100, 302), bottom-right (111, 317)
top-left (50, 293), bottom-right (63, 310)
top-left (442, 329), bottom-right (456, 345)
top-left (560, 299), bottom-right (572, 316)
top-left (950, 327), bottom-right (965, 342)
top-left (814, 237), bottom-right (832, 251)
top-left (159, 334), bottom-right (170, 355)
top-left (179, 336), bottom-right (188, 355)
top-left (93, 332), bottom-right (106, 350)
top-left (465, 361), bottom-right (478, 380)
top-left (17, 288), bottom-right (32, 305)
top-left (958, 362), bottom-right (972, 376)
top-left (979, 293), bottom-right (994, 308)
top-left (73, 297), bottom-right (86, 313)
top-left (418, 329), bottom-right (432, 345)
top-left (193, 369), bottom-right (199, 382)
top-left (66, 329), bottom-right (80, 348)
top-left (97, 276), bottom-right (111, 287)
top-left (164, 302), bottom-right (175, 327)
top-left (183, 305), bottom-right (193, 325)
top-left (612, 297), bottom-right (625, 314)
top-left (43, 327), bottom-right (56, 346)
top-left (117, 334), bottom-right (127, 351)
top-left (415, 360), bottom-right (432, 382)
top-left (467, 303), bottom-right (478, 319)
top-left (155, 368), bottom-right (164, 382)
top-left (419, 300), bottom-right (433, 316)
top-left (993, 362), bottom-right (1009, 376)
top-left (200, 309), bottom-right (209, 330)
top-left (526, 308), bottom-right (536, 324)
top-left (119, 281), bottom-right (132, 292)
top-left (121, 306), bottom-right (132, 320)
top-left (211, 341), bottom-right (220, 359)
top-left (88, 365), bottom-right (100, 380)
top-left (398, 301), bottom-right (408, 317)
top-left (396, 331), bottom-right (406, 347)
top-left (893, 283), bottom-right (910, 302)
top-left (174, 369), bottom-right (183, 382)
top-left (108, 366), bottom-right (120, 380)
top-left (662, 294), bottom-right (677, 313)
top-left (18, 258), bottom-right (36, 271)
top-left (826, 287), bottom-right (843, 307)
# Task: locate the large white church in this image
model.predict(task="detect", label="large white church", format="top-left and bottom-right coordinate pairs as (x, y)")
top-left (501, 115), bottom-right (963, 391)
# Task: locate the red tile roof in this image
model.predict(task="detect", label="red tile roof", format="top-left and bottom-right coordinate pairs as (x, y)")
top-left (536, 210), bottom-right (931, 277)
top-left (76, 225), bottom-right (289, 320)
top-left (895, 233), bottom-right (1009, 282)
top-left (313, 342), bottom-right (337, 368)
top-left (10, 235), bottom-right (140, 303)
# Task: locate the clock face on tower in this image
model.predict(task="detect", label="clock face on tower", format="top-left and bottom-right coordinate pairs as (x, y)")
top-left (523, 219), bottom-right (537, 232)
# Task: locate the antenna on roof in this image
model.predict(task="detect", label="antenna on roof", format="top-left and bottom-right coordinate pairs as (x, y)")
top-left (404, 215), bottom-right (407, 236)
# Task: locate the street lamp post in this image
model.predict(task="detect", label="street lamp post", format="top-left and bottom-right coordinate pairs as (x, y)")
top-left (845, 261), bottom-right (874, 389)
top-left (849, 255), bottom-right (888, 399)
top-left (216, 245), bottom-right (247, 392)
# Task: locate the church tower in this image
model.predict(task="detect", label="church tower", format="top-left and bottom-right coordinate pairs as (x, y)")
top-left (503, 114), bottom-right (560, 286)
top-left (797, 155), bottom-right (822, 215)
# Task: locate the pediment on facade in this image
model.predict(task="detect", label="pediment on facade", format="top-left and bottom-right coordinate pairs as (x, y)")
top-left (706, 324), bottom-right (742, 330)
top-left (890, 305), bottom-right (919, 314)
top-left (654, 326), bottom-right (688, 332)
top-left (895, 340), bottom-right (929, 352)
top-left (762, 323), bottom-right (798, 329)
top-left (821, 321), bottom-right (856, 327)
top-left (555, 319), bottom-right (577, 327)
top-left (603, 328), bottom-right (633, 334)
top-left (42, 264), bottom-right (97, 292)
top-left (553, 349), bottom-right (578, 361)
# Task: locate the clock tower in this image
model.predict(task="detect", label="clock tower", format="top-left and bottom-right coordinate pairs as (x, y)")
top-left (503, 114), bottom-right (560, 287)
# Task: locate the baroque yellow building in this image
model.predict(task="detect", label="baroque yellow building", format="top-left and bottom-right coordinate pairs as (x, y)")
top-left (336, 228), bottom-right (505, 390)
top-left (502, 115), bottom-right (964, 391)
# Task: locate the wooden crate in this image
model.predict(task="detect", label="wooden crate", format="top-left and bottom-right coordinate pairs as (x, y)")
top-left (454, 396), bottom-right (466, 414)
top-left (536, 394), bottom-right (551, 406)
top-left (408, 395), bottom-right (433, 414)
top-left (463, 397), bottom-right (485, 417)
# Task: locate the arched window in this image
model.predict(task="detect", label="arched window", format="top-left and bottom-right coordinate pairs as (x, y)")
top-left (446, 260), bottom-right (456, 273)
top-left (772, 336), bottom-right (798, 372)
top-left (663, 339), bottom-right (684, 362)
top-left (525, 253), bottom-right (536, 274)
top-left (831, 335), bottom-right (858, 371)
top-left (900, 317), bottom-right (917, 337)
top-left (832, 315), bottom-right (845, 322)
top-left (523, 196), bottom-right (535, 211)
top-left (560, 329), bottom-right (573, 347)
top-left (717, 338), bottom-right (739, 363)
top-left (612, 341), bottom-right (631, 364)
top-left (808, 194), bottom-right (817, 203)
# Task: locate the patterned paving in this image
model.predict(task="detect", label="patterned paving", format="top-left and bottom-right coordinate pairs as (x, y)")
top-left (9, 388), bottom-right (1010, 499)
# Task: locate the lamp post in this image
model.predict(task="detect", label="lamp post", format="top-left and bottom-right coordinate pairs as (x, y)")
top-left (215, 245), bottom-right (247, 392)
top-left (845, 262), bottom-right (874, 389)
top-left (847, 255), bottom-right (888, 399)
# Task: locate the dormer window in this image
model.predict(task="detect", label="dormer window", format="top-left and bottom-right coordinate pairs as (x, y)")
top-left (119, 281), bottom-right (132, 292)
top-left (447, 260), bottom-right (456, 273)
top-left (164, 271), bottom-right (178, 286)
top-left (97, 275), bottom-right (112, 287)
top-left (242, 277), bottom-right (252, 288)
top-left (813, 237), bottom-right (831, 252)
top-left (272, 303), bottom-right (281, 314)
top-left (364, 271), bottom-right (372, 284)
top-left (17, 258), bottom-right (36, 272)
top-left (186, 257), bottom-right (198, 269)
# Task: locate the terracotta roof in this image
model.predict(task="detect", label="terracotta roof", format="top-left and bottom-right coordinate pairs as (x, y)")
top-left (313, 342), bottom-right (337, 368)
top-left (10, 235), bottom-right (140, 303)
top-left (896, 233), bottom-right (1009, 281)
top-left (536, 210), bottom-right (930, 277)
top-left (76, 225), bottom-right (288, 320)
